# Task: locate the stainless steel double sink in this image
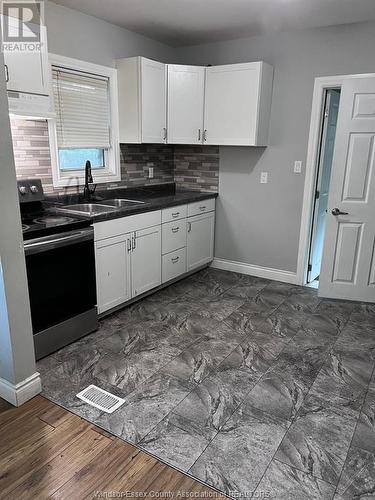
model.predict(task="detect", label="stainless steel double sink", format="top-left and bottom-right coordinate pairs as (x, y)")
top-left (57, 199), bottom-right (145, 216)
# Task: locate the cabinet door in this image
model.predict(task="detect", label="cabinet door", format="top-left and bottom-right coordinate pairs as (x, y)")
top-left (167, 65), bottom-right (205, 144)
top-left (204, 63), bottom-right (261, 146)
top-left (3, 18), bottom-right (49, 95)
top-left (132, 226), bottom-right (161, 297)
top-left (187, 212), bottom-right (215, 271)
top-left (95, 235), bottom-right (131, 314)
top-left (141, 58), bottom-right (167, 143)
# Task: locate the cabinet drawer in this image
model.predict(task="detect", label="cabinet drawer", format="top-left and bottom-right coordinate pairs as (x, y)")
top-left (162, 220), bottom-right (187, 255)
top-left (162, 248), bottom-right (186, 283)
top-left (162, 204), bottom-right (187, 223)
top-left (94, 210), bottom-right (161, 241)
top-left (188, 198), bottom-right (215, 217)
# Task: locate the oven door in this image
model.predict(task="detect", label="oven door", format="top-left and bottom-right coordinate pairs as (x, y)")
top-left (24, 227), bottom-right (97, 335)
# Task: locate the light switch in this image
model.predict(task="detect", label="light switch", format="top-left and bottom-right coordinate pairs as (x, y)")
top-left (260, 172), bottom-right (268, 184)
top-left (148, 166), bottom-right (154, 179)
top-left (294, 161), bottom-right (302, 173)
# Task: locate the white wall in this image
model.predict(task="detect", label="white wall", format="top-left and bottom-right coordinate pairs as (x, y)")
top-left (46, 1), bottom-right (176, 66)
top-left (0, 50), bottom-right (39, 402)
top-left (176, 21), bottom-right (375, 273)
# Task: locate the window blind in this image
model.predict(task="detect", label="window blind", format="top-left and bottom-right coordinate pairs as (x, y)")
top-left (52, 67), bottom-right (111, 149)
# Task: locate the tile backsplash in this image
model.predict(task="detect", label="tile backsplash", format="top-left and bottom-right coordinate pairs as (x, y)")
top-left (10, 118), bottom-right (219, 194)
top-left (120, 144), bottom-right (174, 187)
top-left (174, 145), bottom-right (219, 193)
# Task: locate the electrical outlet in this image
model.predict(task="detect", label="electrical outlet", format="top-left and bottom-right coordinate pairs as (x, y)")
top-left (148, 166), bottom-right (154, 179)
top-left (260, 172), bottom-right (268, 184)
top-left (294, 161), bottom-right (302, 173)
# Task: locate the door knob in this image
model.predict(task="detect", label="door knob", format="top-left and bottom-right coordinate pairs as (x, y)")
top-left (331, 208), bottom-right (349, 216)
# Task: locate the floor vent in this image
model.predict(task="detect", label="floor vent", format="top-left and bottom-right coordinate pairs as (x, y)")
top-left (76, 385), bottom-right (125, 413)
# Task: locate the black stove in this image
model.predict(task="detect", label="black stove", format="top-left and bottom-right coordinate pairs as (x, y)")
top-left (18, 179), bottom-right (90, 240)
top-left (18, 178), bottom-right (98, 360)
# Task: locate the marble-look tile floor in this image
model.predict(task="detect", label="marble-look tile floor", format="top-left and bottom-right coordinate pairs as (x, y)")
top-left (38, 268), bottom-right (375, 499)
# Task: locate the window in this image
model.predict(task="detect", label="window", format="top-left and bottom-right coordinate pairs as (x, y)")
top-left (59, 148), bottom-right (105, 171)
top-left (49, 54), bottom-right (120, 187)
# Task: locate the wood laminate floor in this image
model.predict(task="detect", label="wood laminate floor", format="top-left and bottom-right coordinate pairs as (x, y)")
top-left (0, 395), bottom-right (223, 500)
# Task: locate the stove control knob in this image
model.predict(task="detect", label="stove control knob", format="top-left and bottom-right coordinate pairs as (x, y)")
top-left (19, 186), bottom-right (27, 195)
top-left (30, 185), bottom-right (39, 194)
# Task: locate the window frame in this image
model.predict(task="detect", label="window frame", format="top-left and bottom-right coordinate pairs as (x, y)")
top-left (48, 54), bottom-right (121, 188)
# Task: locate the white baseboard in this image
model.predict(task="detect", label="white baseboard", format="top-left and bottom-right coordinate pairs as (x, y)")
top-left (0, 372), bottom-right (42, 407)
top-left (211, 258), bottom-right (298, 285)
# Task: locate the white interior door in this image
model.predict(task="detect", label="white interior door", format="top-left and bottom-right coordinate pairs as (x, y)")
top-left (131, 226), bottom-right (161, 297)
top-left (167, 65), bottom-right (205, 144)
top-left (141, 58), bottom-right (167, 143)
top-left (308, 89), bottom-right (341, 282)
top-left (320, 77), bottom-right (375, 302)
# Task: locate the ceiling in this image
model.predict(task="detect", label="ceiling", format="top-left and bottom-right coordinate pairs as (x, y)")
top-left (51, 0), bottom-right (375, 47)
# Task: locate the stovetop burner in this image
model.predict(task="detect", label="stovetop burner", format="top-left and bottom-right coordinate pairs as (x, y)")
top-left (21, 209), bottom-right (91, 241)
top-left (19, 179), bottom-right (92, 241)
top-left (34, 215), bottom-right (75, 226)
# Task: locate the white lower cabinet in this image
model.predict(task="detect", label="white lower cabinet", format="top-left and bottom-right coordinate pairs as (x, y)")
top-left (162, 248), bottom-right (187, 283)
top-left (95, 200), bottom-right (216, 314)
top-left (94, 210), bottom-right (161, 314)
top-left (132, 225), bottom-right (161, 297)
top-left (187, 212), bottom-right (215, 271)
top-left (162, 219), bottom-right (187, 255)
top-left (95, 235), bottom-right (131, 314)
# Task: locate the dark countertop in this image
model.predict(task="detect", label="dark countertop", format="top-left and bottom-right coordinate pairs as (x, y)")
top-left (45, 183), bottom-right (218, 223)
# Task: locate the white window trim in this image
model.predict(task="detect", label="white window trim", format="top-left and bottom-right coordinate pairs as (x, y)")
top-left (48, 53), bottom-right (121, 188)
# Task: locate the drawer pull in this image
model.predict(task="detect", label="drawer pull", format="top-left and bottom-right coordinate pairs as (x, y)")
top-left (171, 227), bottom-right (179, 233)
top-left (199, 206), bottom-right (206, 211)
top-left (172, 212), bottom-right (179, 218)
top-left (188, 222), bottom-right (192, 233)
top-left (171, 256), bottom-right (179, 264)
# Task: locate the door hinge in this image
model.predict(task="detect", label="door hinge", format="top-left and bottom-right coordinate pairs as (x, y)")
top-left (315, 190), bottom-right (320, 200)
top-left (308, 264), bottom-right (312, 272)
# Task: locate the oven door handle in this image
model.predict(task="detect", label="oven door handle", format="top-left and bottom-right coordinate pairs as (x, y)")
top-left (24, 228), bottom-right (94, 255)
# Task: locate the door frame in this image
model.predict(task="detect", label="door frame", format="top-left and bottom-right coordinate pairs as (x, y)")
top-left (296, 73), bottom-right (375, 286)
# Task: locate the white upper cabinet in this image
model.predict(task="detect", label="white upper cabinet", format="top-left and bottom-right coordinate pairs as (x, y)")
top-left (3, 17), bottom-right (49, 96)
top-left (167, 65), bottom-right (205, 144)
top-left (204, 62), bottom-right (273, 146)
top-left (117, 56), bottom-right (167, 144)
top-left (117, 57), bottom-right (273, 146)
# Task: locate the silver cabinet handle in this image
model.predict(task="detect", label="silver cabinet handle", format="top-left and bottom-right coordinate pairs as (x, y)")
top-left (163, 127), bottom-right (167, 141)
top-left (203, 129), bottom-right (207, 142)
top-left (198, 129), bottom-right (201, 141)
top-left (171, 227), bottom-right (179, 233)
top-left (4, 64), bottom-right (9, 83)
top-left (132, 233), bottom-right (136, 250)
top-left (199, 206), bottom-right (206, 211)
top-left (187, 222), bottom-right (192, 233)
top-left (172, 212), bottom-right (179, 218)
top-left (127, 238), bottom-right (132, 253)
top-left (171, 256), bottom-right (179, 263)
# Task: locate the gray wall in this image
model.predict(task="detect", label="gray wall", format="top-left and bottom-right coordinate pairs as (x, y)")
top-left (0, 52), bottom-right (37, 386)
top-left (176, 21), bottom-right (375, 272)
top-left (46, 1), bottom-right (176, 66)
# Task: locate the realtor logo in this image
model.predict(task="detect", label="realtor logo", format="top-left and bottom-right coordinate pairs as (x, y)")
top-left (1, 0), bottom-right (44, 52)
